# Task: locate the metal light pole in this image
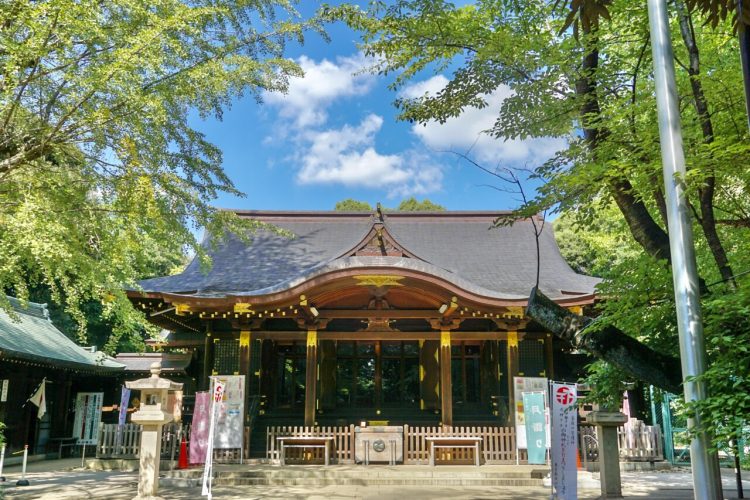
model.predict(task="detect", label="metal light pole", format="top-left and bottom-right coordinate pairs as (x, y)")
top-left (647, 1), bottom-right (723, 499)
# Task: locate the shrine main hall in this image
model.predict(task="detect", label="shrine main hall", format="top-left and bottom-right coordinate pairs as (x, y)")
top-left (128, 208), bottom-right (598, 450)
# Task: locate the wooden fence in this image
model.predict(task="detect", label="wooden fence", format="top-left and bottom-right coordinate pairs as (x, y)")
top-left (618, 419), bottom-right (663, 461)
top-left (403, 425), bottom-right (525, 464)
top-left (96, 423), bottom-right (249, 462)
top-left (266, 425), bottom-right (525, 464)
top-left (96, 422), bottom-right (186, 459)
top-left (580, 419), bottom-right (664, 469)
top-left (266, 425), bottom-right (356, 463)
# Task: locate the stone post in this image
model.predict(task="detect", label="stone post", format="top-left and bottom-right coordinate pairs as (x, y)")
top-left (588, 411), bottom-right (628, 498)
top-left (126, 362), bottom-right (183, 500)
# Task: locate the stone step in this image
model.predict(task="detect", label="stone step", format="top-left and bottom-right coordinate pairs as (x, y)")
top-left (166, 468), bottom-right (548, 480)
top-left (211, 477), bottom-right (545, 487)
top-left (162, 475), bottom-right (546, 488)
top-left (161, 465), bottom-right (549, 488)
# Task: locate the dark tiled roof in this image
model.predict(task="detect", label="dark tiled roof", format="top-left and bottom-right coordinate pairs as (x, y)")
top-left (0, 296), bottom-right (124, 371)
top-left (136, 211), bottom-right (600, 301)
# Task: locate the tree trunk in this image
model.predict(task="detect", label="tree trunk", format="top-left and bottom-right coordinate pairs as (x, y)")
top-left (576, 29), bottom-right (673, 263)
top-left (676, 1), bottom-right (736, 288)
top-left (526, 287), bottom-right (683, 394)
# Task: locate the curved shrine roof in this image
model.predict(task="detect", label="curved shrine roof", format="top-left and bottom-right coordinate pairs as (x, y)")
top-left (136, 210), bottom-right (600, 302)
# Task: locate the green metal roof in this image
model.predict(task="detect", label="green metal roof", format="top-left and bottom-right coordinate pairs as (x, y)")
top-left (0, 296), bottom-right (124, 372)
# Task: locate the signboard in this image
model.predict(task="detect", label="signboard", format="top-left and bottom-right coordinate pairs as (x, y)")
top-left (190, 391), bottom-right (210, 465)
top-left (72, 392), bottom-right (103, 444)
top-left (513, 376), bottom-right (549, 449)
top-left (522, 391), bottom-right (547, 465)
top-left (209, 375), bottom-right (245, 450)
top-left (551, 382), bottom-right (578, 500)
top-left (1, 379), bottom-right (8, 402)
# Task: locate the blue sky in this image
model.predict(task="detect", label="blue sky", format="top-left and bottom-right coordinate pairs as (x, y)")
top-left (192, 3), bottom-right (566, 212)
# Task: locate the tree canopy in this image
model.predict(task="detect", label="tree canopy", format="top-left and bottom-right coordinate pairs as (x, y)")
top-left (334, 197), bottom-right (445, 211)
top-left (332, 0), bottom-right (750, 447)
top-left (396, 197), bottom-right (446, 211)
top-left (334, 199), bottom-right (374, 211)
top-left (0, 0), bottom-right (323, 348)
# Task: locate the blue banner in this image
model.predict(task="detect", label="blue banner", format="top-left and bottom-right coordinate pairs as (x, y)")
top-left (118, 386), bottom-right (130, 426)
top-left (522, 391), bottom-right (547, 465)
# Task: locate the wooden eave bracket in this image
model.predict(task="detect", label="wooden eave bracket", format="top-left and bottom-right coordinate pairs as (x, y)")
top-left (439, 296), bottom-right (459, 318)
top-left (428, 318), bottom-right (463, 331)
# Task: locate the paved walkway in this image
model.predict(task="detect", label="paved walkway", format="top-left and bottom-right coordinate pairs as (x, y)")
top-left (0, 459), bottom-right (747, 499)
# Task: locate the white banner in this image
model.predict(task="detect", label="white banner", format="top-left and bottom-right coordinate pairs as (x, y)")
top-left (202, 379), bottom-right (225, 500)
top-left (209, 375), bottom-right (244, 449)
top-left (550, 382), bottom-right (578, 500)
top-left (513, 376), bottom-right (549, 449)
top-left (72, 392), bottom-right (103, 444)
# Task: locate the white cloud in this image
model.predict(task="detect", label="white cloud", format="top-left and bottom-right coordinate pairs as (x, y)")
top-left (400, 75), bottom-right (450, 100)
top-left (402, 76), bottom-right (566, 166)
top-left (296, 114), bottom-right (443, 197)
top-left (263, 53), bottom-right (376, 129)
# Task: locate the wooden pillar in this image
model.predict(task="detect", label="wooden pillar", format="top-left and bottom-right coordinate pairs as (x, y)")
top-left (439, 330), bottom-right (453, 427)
top-left (202, 328), bottom-right (213, 391)
top-left (62, 374), bottom-right (73, 436)
top-left (544, 333), bottom-right (554, 379)
top-left (506, 330), bottom-right (519, 425)
top-left (304, 329), bottom-right (318, 426)
top-left (239, 329), bottom-right (251, 423)
top-left (419, 340), bottom-right (440, 411)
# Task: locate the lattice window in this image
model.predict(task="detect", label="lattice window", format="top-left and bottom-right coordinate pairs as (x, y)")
top-left (213, 338), bottom-right (240, 375)
top-left (519, 339), bottom-right (546, 377)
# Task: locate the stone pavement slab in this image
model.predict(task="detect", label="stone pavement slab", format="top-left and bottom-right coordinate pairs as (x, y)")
top-left (0, 460), bottom-right (747, 499)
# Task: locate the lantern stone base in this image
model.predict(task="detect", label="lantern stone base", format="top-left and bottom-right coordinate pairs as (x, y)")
top-left (132, 425), bottom-right (164, 500)
top-left (587, 411), bottom-right (628, 499)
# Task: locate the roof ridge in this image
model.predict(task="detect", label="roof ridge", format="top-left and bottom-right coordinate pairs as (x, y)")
top-left (5, 295), bottom-right (50, 320)
top-left (226, 208), bottom-right (525, 217)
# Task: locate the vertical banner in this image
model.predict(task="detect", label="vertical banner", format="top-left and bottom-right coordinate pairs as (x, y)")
top-left (202, 379), bottom-right (226, 500)
top-left (550, 382), bottom-right (578, 500)
top-left (190, 391), bottom-right (210, 465)
top-left (209, 375), bottom-right (245, 449)
top-left (513, 376), bottom-right (549, 449)
top-left (522, 391), bottom-right (547, 465)
top-left (118, 386), bottom-right (130, 426)
top-left (72, 392), bottom-right (103, 444)
top-left (115, 386), bottom-right (130, 453)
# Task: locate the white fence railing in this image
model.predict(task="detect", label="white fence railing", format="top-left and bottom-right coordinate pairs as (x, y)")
top-left (96, 422), bottom-right (187, 459)
top-left (95, 422), bottom-right (249, 462)
top-left (580, 419), bottom-right (664, 469)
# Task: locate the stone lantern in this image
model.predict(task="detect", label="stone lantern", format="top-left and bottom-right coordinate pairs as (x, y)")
top-left (126, 362), bottom-right (183, 500)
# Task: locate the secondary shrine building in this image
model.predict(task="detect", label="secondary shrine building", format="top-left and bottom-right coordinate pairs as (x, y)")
top-left (128, 209), bottom-right (598, 449)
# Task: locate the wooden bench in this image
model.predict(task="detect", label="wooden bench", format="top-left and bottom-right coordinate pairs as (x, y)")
top-left (277, 436), bottom-right (335, 466)
top-left (425, 437), bottom-right (483, 466)
top-left (48, 437), bottom-right (79, 459)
